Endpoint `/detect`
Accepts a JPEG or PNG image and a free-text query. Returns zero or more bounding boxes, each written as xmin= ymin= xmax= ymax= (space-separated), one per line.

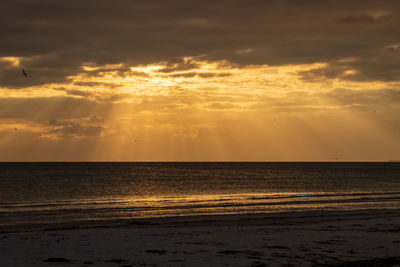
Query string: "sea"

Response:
xmin=0 ymin=162 xmax=399 ymax=227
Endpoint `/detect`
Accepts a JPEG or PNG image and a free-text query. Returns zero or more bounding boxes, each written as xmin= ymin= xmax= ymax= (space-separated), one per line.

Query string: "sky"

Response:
xmin=1 ymin=0 xmax=400 ymax=161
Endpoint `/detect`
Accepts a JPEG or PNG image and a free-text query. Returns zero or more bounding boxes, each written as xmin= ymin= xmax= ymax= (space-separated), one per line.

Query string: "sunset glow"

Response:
xmin=1 ymin=1 xmax=400 ymax=161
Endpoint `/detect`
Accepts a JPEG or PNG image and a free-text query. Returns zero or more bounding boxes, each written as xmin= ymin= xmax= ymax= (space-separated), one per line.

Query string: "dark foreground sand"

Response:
xmin=0 ymin=209 xmax=399 ymax=266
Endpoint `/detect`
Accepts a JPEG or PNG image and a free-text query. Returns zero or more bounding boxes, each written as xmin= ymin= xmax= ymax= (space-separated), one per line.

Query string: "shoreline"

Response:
xmin=1 ymin=208 xmax=399 ymax=232
xmin=1 ymin=209 xmax=399 ymax=266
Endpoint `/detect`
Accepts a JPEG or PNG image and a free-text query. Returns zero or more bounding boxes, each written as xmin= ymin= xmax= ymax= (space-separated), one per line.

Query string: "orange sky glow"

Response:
xmin=1 ymin=1 xmax=400 ymax=161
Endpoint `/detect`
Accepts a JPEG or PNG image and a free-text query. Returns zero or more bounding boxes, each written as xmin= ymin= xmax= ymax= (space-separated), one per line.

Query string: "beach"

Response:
xmin=1 ymin=163 xmax=399 ymax=266
xmin=1 ymin=209 xmax=399 ymax=267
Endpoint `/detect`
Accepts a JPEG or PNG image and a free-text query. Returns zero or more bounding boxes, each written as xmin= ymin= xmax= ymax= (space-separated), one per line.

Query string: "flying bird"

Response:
xmin=22 ymin=69 xmax=28 ymax=77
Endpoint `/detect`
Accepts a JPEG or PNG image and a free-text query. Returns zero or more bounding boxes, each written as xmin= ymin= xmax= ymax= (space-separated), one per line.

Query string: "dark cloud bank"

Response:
xmin=1 ymin=0 xmax=400 ymax=88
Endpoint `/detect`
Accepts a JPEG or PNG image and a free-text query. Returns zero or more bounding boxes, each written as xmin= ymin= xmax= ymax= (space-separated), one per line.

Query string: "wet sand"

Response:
xmin=0 ymin=209 xmax=399 ymax=266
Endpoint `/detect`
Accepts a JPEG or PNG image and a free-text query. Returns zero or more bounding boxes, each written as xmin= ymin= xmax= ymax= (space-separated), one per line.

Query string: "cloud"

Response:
xmin=321 ymin=88 xmax=400 ymax=106
xmin=386 ymin=44 xmax=400 ymax=52
xmin=73 ymin=81 xmax=119 ymax=88
xmin=159 ymin=59 xmax=200 ymax=73
xmin=207 ymin=102 xmax=237 ymax=109
xmin=169 ymin=71 xmax=232 ymax=78
xmin=65 ymin=89 xmax=94 ymax=97
xmin=338 ymin=14 xmax=392 ymax=24
xmin=1 ymin=0 xmax=400 ymax=87
xmin=299 ymin=51 xmax=400 ymax=82
xmin=0 ymin=96 xmax=111 ymax=123
xmin=2 ymin=1 xmax=400 ymax=160
xmin=47 ymin=120 xmax=104 ymax=138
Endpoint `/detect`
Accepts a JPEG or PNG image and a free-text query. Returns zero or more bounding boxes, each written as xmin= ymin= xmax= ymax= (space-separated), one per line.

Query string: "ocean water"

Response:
xmin=0 ymin=162 xmax=399 ymax=227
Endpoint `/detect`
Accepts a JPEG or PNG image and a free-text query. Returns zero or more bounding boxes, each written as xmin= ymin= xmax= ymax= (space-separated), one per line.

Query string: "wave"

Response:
xmin=1 ymin=191 xmax=399 ymax=227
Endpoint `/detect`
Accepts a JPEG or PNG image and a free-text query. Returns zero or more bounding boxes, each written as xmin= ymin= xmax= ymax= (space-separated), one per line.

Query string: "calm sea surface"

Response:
xmin=0 ymin=162 xmax=399 ymax=227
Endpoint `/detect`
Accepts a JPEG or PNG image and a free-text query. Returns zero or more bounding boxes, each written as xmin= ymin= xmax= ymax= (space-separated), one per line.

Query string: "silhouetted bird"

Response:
xmin=22 ymin=69 xmax=28 ymax=77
